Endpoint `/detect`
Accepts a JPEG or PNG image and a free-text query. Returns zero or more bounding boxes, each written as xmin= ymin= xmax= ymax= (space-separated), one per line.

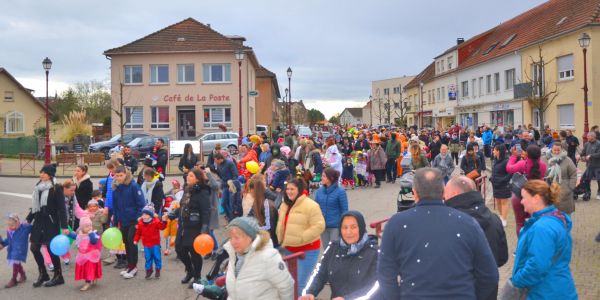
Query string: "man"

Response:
xmin=150 ymin=138 xmax=168 ymax=180
xmin=444 ymin=176 xmax=508 ymax=269
xmin=376 ymin=168 xmax=498 ymax=299
xmin=482 ymin=126 xmax=493 ymax=158
xmin=431 ymin=144 xmax=454 ymax=184
xmin=385 ymin=133 xmax=400 ymax=183
xmin=214 ymin=152 xmax=241 ymax=220
xmin=577 ymin=132 xmax=600 ymax=200
xmin=521 ymin=131 xmax=536 ymax=148
xmin=122 ymin=145 xmax=138 ymax=175
xmin=592 ymin=125 xmax=600 ymax=140
xmin=565 ymin=129 xmax=579 ymax=164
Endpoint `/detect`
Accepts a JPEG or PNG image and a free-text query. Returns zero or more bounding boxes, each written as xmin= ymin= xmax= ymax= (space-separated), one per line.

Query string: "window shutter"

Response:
xmin=225 ymin=64 xmax=231 ymax=81
xmin=557 ymin=55 xmax=573 ymax=72
xmin=558 ymin=104 xmax=574 ymax=127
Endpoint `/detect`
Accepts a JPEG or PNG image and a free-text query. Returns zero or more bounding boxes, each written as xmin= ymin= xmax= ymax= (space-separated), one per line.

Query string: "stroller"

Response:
xmin=397 ymin=172 xmax=416 ymax=212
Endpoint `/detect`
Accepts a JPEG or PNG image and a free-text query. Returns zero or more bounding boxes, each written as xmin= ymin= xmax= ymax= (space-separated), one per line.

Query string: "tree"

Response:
xmin=329 ymin=114 xmax=340 ymax=124
xmin=307 ymin=108 xmax=325 ymax=125
xmin=73 ymin=80 xmax=111 ymax=123
xmin=524 ymin=45 xmax=559 ymax=128
xmin=52 ymin=89 xmax=80 ymax=122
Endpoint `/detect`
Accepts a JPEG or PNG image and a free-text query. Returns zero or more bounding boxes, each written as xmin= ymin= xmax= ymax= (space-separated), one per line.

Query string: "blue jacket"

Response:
xmin=482 ymin=130 xmax=493 ymax=145
xmin=258 ymin=150 xmax=271 ymax=163
xmin=112 ymin=175 xmax=146 ymax=227
xmin=314 ymin=184 xmax=349 ymax=228
xmin=270 ymin=168 xmax=290 ymax=191
xmin=512 ymin=205 xmax=577 ymax=300
xmin=1 ymin=223 xmax=32 ymax=262
xmin=377 ymin=200 xmax=498 ymax=300
xmin=217 ymin=159 xmax=239 ymax=186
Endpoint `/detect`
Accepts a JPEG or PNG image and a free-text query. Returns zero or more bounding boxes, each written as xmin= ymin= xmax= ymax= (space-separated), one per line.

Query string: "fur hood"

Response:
xmin=111 ymin=169 xmax=133 ymax=189
xmin=73 ymin=174 xmax=91 ymax=187
xmin=224 ymin=230 xmax=272 ymax=255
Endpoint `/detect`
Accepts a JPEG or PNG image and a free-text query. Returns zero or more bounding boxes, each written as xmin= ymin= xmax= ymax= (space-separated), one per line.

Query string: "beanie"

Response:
xmin=141 ymin=205 xmax=155 ymax=217
xmin=40 ymin=163 xmax=57 ymax=178
xmin=227 ymin=217 xmax=260 ymax=240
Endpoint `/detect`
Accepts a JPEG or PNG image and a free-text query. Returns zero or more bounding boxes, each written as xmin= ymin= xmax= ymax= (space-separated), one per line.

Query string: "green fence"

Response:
xmin=0 ymin=136 xmax=38 ymax=155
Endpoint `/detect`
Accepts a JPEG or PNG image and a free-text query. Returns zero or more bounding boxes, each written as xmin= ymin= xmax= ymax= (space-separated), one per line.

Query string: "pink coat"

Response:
xmin=506 ymin=155 xmax=547 ymax=180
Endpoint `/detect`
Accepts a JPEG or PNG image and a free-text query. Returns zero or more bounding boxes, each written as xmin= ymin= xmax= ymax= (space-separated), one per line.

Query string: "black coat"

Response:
xmin=248 ymin=200 xmax=279 ymax=248
xmin=445 ymin=191 xmax=508 ymax=268
xmin=27 ymin=184 xmax=68 ymax=244
xmin=144 ymin=180 xmax=165 ymax=212
xmin=305 ymin=235 xmax=379 ymax=299
xmin=123 ymin=154 xmax=138 ymax=175
xmin=178 ymin=154 xmax=198 ymax=173
xmin=429 ymin=140 xmax=442 ymax=160
xmin=490 ymin=157 xmax=512 ymax=198
xmin=175 ymin=184 xmax=211 ymax=247
xmin=75 ymin=178 xmax=93 ymax=208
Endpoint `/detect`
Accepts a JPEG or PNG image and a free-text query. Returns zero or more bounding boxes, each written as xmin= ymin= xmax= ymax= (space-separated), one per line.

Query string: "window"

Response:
xmin=557 ymin=54 xmax=574 ymax=80
xmin=531 ymin=63 xmax=544 ymax=96
xmin=150 ymin=64 xmax=169 ymax=84
xmin=478 ymin=77 xmax=483 ymax=96
xmin=499 ymin=34 xmax=517 ymax=48
xmin=436 ymin=62 xmax=440 ymax=73
xmin=203 ymin=64 xmax=231 ymax=83
xmin=448 ymin=56 xmax=453 ymax=69
xmin=432 ymin=89 xmax=436 ymax=104
xmin=472 ymin=79 xmax=477 ymax=97
xmin=124 ymin=107 xmax=143 ymax=129
xmin=532 ymin=108 xmax=541 ymax=128
xmin=437 ymin=88 xmax=441 ymax=101
xmin=383 ymin=88 xmax=390 ymax=95
xmin=441 ymin=59 xmax=445 ymax=71
xmin=4 ymin=91 xmax=14 ymax=102
xmin=486 ymin=75 xmax=492 ymax=93
xmin=124 ymin=65 xmax=143 ymax=84
xmin=558 ymin=104 xmax=575 ymax=128
xmin=494 ymin=73 xmax=500 ymax=91
xmin=461 ymin=81 xmax=469 ymax=97
xmin=394 ymin=102 xmax=400 ymax=109
xmin=441 ymin=87 xmax=445 ymax=100
xmin=5 ymin=111 xmax=24 ymax=133
xmin=203 ymin=106 xmax=232 ymax=128
xmin=177 ymin=64 xmax=195 ymax=83
xmin=393 ymin=86 xmax=401 ymax=94
xmin=151 ymin=107 xmax=169 ymax=129
xmin=483 ymin=42 xmax=499 ymax=55
xmin=505 ymin=69 xmax=515 ymax=90
xmin=427 ymin=90 xmax=431 ymax=104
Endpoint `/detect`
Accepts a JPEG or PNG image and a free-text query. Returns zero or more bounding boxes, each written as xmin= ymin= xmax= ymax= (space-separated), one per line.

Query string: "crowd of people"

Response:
xmin=1 ymin=122 xmax=599 ymax=299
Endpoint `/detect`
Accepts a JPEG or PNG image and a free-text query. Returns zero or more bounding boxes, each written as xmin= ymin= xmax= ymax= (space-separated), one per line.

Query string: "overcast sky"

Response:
xmin=1 ymin=0 xmax=546 ymax=118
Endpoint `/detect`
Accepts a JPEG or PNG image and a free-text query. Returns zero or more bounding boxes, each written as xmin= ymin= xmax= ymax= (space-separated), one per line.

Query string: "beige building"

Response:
xmin=104 ymin=18 xmax=260 ymax=139
xmin=255 ymin=66 xmax=281 ymax=131
xmin=370 ymin=75 xmax=415 ymax=126
xmin=0 ymin=68 xmax=46 ymax=137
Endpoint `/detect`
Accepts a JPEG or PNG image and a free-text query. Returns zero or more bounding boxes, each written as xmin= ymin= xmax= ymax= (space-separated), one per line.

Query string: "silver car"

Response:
xmin=198 ymin=132 xmax=239 ymax=154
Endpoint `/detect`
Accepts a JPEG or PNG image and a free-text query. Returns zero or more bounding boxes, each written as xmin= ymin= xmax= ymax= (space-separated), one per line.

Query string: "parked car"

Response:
xmin=198 ymin=132 xmax=239 ymax=155
xmin=109 ymin=136 xmax=171 ymax=159
xmin=89 ymin=133 xmax=151 ymax=159
xmin=256 ymin=125 xmax=269 ymax=136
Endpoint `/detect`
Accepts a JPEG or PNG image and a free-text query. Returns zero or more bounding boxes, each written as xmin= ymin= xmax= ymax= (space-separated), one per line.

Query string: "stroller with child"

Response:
xmin=398 ymin=153 xmax=416 ymax=212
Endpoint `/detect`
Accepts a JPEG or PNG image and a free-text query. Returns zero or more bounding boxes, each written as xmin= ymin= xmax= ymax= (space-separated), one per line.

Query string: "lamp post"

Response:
xmin=235 ymin=49 xmax=244 ymax=145
xmin=419 ymin=82 xmax=424 ymax=128
xmin=579 ymin=32 xmax=591 ymax=143
xmin=287 ymin=67 xmax=292 ymax=131
xmin=42 ymin=57 xmax=52 ymax=165
xmin=283 ymin=88 xmax=289 ymax=128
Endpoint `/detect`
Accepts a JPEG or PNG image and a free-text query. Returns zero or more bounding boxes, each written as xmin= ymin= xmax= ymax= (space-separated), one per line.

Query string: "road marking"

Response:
xmin=0 ymin=192 xmax=31 ymax=199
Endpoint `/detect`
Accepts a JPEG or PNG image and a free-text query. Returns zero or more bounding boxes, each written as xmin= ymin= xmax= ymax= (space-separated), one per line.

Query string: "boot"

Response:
xmin=33 ymin=268 xmax=50 ymax=288
xmin=145 ymin=269 xmax=153 ymax=280
xmin=5 ymin=278 xmax=17 ymax=288
xmin=17 ymin=264 xmax=26 ymax=283
xmin=181 ymin=272 xmax=193 ymax=284
xmin=114 ymin=257 xmax=127 ymax=269
xmin=43 ymin=270 xmax=65 ymax=287
xmin=155 ymin=269 xmax=160 ymax=279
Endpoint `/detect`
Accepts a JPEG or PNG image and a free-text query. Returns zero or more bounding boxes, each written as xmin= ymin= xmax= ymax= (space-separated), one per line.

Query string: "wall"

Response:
xmin=0 ymin=72 xmax=46 ymax=137
xmin=255 ymin=76 xmax=276 ymax=128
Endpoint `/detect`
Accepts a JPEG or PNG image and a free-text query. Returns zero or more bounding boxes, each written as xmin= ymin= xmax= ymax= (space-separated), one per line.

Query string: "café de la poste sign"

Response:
xmin=161 ymin=93 xmax=231 ymax=102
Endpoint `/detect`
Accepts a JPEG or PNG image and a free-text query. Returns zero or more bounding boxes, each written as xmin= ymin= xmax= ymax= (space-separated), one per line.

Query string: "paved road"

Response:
xmin=0 ymin=174 xmax=599 ymax=299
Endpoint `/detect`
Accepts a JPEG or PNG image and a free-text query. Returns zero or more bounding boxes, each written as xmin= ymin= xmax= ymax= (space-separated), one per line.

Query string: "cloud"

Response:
xmin=303 ymin=98 xmax=367 ymax=119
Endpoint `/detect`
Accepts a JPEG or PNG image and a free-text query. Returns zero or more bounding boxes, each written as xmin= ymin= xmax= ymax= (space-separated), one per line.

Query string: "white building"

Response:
xmin=370 ymin=76 xmax=415 ymax=126
xmin=339 ymin=108 xmax=363 ymax=126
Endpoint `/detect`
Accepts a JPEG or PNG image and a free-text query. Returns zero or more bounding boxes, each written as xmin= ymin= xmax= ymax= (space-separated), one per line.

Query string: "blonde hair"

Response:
xmin=522 ymin=180 xmax=561 ymax=206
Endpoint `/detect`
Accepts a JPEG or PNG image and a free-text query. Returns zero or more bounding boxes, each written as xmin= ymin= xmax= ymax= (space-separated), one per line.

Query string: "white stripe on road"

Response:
xmin=0 ymin=192 xmax=31 ymax=199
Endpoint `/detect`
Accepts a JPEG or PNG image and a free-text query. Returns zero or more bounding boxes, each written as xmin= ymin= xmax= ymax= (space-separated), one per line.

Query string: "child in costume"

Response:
xmin=341 ymin=157 xmax=355 ymax=189
xmin=162 ymin=197 xmax=179 ymax=256
xmin=68 ymin=216 xmax=102 ymax=291
xmin=0 ymin=213 xmax=32 ymax=288
xmin=133 ymin=205 xmax=167 ymax=279
xmin=355 ymin=153 xmax=368 ymax=188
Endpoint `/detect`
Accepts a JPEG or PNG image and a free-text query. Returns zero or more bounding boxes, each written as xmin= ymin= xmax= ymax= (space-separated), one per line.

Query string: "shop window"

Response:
xmin=150 ymin=65 xmax=169 ymax=84
xmin=203 ymin=106 xmax=231 ymax=128
xmin=5 ymin=111 xmax=24 ymax=133
xmin=125 ymin=107 xmax=143 ymax=129
xmin=151 ymin=107 xmax=169 ymax=129
xmin=124 ymin=65 xmax=143 ymax=84
xmin=203 ymin=64 xmax=231 ymax=83
xmin=558 ymin=104 xmax=574 ymax=128
xmin=557 ymin=54 xmax=574 ymax=80
xmin=177 ymin=64 xmax=195 ymax=83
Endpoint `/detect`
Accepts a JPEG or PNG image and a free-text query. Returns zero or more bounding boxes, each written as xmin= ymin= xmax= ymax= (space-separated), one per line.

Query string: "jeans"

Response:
xmin=444 ymin=176 xmax=450 ymax=185
xmin=209 ymin=230 xmax=219 ymax=251
xmin=320 ymin=228 xmax=340 ymax=249
xmin=484 ymin=144 xmax=491 ymax=158
xmin=222 ymin=182 xmax=242 ymax=221
xmin=120 ymin=225 xmax=138 ymax=268
xmin=386 ymin=158 xmax=398 ymax=181
xmin=285 ymin=248 xmax=320 ymax=295
xmin=512 ymin=195 xmax=530 ymax=236
xmin=144 ymin=245 xmax=162 ymax=270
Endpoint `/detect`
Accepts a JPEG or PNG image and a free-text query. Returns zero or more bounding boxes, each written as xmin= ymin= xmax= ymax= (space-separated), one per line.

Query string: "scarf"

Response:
xmin=339 ymin=233 xmax=370 ymax=256
xmin=141 ymin=179 xmax=158 ymax=205
xmin=73 ymin=174 xmax=91 ymax=188
xmin=32 ymin=179 xmax=55 ymax=214
xmin=545 ymin=152 xmax=566 ymax=184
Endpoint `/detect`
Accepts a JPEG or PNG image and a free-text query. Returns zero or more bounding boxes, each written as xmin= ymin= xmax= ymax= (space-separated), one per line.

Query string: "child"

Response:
xmin=167 ymin=179 xmax=184 ymax=202
xmin=269 ymin=159 xmax=290 ymax=192
xmin=162 ymin=198 xmax=179 ymax=256
xmin=133 ymin=205 xmax=167 ymax=279
xmin=74 ymin=199 xmax=108 ymax=234
xmin=355 ymin=153 xmax=368 ymax=188
xmin=0 ymin=214 xmax=32 ymax=288
xmin=341 ymin=157 xmax=355 ymax=189
xmin=68 ymin=216 xmax=102 ymax=291
xmin=91 ymin=190 xmax=105 ymax=208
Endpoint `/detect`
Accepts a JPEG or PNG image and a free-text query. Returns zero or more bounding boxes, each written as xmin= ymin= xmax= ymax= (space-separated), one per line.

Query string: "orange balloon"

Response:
xmin=193 ymin=234 xmax=214 ymax=256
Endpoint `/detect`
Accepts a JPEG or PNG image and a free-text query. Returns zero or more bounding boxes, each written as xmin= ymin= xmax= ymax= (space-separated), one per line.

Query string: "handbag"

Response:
xmin=466 ymin=169 xmax=480 ymax=180
xmin=511 ymin=161 xmax=529 ymax=198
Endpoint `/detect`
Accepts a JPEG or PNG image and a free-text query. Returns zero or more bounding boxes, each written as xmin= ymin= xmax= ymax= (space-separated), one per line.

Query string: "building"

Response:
xmin=361 ymin=100 xmax=372 ymax=126
xmin=255 ymin=65 xmax=281 ymax=131
xmin=103 ymin=18 xmax=260 ymax=140
xmin=405 ymin=63 xmax=435 ymax=128
xmin=277 ymin=100 xmax=309 ymax=128
xmin=339 ymin=107 xmax=363 ymax=126
xmin=0 ymin=68 xmax=46 ymax=137
xmin=370 ymin=76 xmax=415 ymax=126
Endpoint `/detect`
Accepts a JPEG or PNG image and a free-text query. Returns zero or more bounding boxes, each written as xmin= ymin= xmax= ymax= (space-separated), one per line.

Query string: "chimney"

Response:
xmin=457 ymin=38 xmax=465 ymax=45
xmin=207 ymin=23 xmax=211 ymax=28
xmin=227 ymin=35 xmax=246 ymax=46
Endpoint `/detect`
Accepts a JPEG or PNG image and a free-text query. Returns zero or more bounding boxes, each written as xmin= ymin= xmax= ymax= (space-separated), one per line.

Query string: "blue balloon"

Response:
xmin=49 ymin=235 xmax=70 ymax=256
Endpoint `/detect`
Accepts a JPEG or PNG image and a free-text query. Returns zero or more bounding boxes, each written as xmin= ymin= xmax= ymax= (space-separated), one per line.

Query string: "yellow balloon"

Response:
xmin=246 ymin=161 xmax=259 ymax=174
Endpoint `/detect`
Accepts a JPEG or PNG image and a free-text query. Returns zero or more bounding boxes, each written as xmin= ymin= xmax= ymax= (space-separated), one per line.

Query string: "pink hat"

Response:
xmin=80 ymin=216 xmax=92 ymax=228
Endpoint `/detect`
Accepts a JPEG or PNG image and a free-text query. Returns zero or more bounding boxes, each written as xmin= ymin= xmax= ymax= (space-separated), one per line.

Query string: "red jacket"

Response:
xmin=134 ymin=217 xmax=167 ymax=247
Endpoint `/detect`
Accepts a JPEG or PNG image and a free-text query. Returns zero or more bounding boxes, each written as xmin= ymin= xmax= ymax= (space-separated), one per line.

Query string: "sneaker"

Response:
xmin=155 ymin=269 xmax=160 ymax=279
xmin=102 ymin=256 xmax=116 ymax=265
xmin=120 ymin=269 xmax=129 ymax=276
xmin=64 ymin=259 xmax=70 ymax=266
xmin=47 ymin=264 xmax=54 ymax=271
xmin=145 ymin=269 xmax=153 ymax=280
xmin=123 ymin=268 xmax=137 ymax=279
xmin=192 ymin=283 xmax=205 ymax=294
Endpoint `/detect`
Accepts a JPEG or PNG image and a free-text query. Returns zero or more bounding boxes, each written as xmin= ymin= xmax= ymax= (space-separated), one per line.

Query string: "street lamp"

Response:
xmin=579 ymin=32 xmax=591 ymax=143
xmin=284 ymin=88 xmax=289 ymax=128
xmin=235 ymin=48 xmax=244 ymax=145
xmin=287 ymin=67 xmax=292 ymax=131
xmin=42 ymin=57 xmax=52 ymax=165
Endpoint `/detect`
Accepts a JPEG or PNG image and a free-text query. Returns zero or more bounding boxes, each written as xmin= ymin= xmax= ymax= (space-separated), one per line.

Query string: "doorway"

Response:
xmin=177 ymin=109 xmax=196 ymax=139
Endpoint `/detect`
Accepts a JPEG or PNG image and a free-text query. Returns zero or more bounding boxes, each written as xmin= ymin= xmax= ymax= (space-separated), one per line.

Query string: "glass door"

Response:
xmin=178 ymin=110 xmax=196 ymax=139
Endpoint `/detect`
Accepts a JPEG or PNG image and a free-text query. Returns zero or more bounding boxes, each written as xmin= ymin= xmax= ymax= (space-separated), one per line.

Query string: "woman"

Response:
xmin=461 ymin=143 xmax=484 ymax=179
xmin=111 ymin=166 xmax=146 ymax=279
xmin=506 ymin=144 xmax=547 ymax=236
xmin=544 ymin=142 xmax=577 ymax=214
xmin=172 ymin=168 xmax=211 ymax=286
xmin=27 ymin=164 xmax=69 ymax=287
xmin=300 ymin=211 xmax=379 ymax=300
xmin=314 ymin=168 xmax=348 ymax=248
xmin=449 ymin=133 xmax=461 ymax=165
xmin=276 ymin=178 xmax=325 ymax=293
xmin=220 ymin=217 xmax=294 ymax=299
xmin=178 ymin=143 xmax=198 ymax=185
xmin=409 ymin=144 xmax=429 ymax=171
xmin=140 ymin=168 xmax=165 ymax=212
xmin=207 ymin=143 xmax=222 ymax=170
xmin=367 ymin=140 xmax=387 ymax=188
xmin=490 ymin=144 xmax=512 ymax=227
xmin=504 ymin=180 xmax=577 ymax=300
xmin=248 ymin=174 xmax=279 ymax=248
xmin=205 ymin=165 xmax=222 ymax=257
xmin=73 ymin=164 xmax=93 ymax=208
xmin=428 ymin=135 xmax=442 ymax=161
xmin=325 ymin=137 xmax=343 ymax=178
